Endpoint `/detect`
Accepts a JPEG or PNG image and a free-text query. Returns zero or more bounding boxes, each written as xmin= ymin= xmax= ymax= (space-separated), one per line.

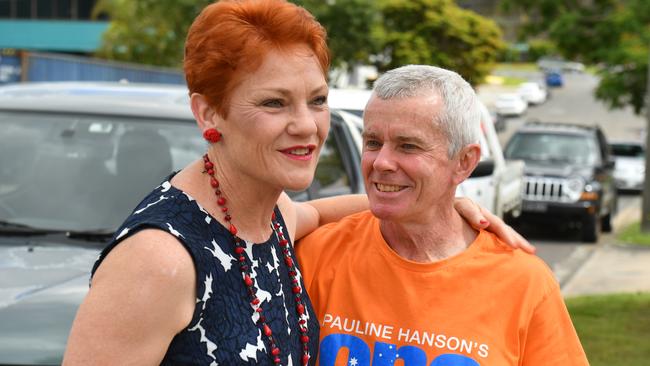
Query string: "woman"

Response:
xmin=63 ymin=1 xmax=530 ymax=365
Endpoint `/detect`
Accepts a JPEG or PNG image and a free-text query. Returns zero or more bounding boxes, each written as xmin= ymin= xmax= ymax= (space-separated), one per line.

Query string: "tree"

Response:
xmin=501 ymin=0 xmax=650 ymax=230
xmin=93 ymin=0 xmax=382 ymax=70
xmin=377 ymin=0 xmax=505 ymax=86
xmin=93 ymin=0 xmax=503 ymax=86
xmin=93 ymin=0 xmax=210 ymax=67
xmin=293 ymin=0 xmax=383 ymax=70
xmin=501 ymin=0 xmax=649 ymax=114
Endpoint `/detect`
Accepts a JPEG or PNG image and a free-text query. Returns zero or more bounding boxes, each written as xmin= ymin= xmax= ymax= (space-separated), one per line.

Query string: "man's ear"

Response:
xmin=190 ymin=93 xmax=222 ymax=131
xmin=453 ymin=143 xmax=482 ymax=184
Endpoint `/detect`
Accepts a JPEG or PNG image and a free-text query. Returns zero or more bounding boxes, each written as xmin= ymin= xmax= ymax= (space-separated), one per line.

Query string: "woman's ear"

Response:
xmin=190 ymin=93 xmax=221 ymax=131
xmin=453 ymin=143 xmax=482 ymax=184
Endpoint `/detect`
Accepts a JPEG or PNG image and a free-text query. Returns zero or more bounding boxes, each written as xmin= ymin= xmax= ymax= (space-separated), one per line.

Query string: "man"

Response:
xmin=296 ymin=65 xmax=588 ymax=365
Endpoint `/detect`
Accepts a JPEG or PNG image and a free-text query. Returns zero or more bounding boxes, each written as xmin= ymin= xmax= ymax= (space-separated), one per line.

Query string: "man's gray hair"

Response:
xmin=372 ymin=65 xmax=482 ymax=158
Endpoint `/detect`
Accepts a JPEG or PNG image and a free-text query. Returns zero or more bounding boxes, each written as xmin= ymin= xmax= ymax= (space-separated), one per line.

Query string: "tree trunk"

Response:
xmin=641 ymin=50 xmax=650 ymax=232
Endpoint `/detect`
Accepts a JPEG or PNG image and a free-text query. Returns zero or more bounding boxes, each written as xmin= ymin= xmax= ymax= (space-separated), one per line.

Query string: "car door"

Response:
xmin=289 ymin=111 xmax=364 ymax=201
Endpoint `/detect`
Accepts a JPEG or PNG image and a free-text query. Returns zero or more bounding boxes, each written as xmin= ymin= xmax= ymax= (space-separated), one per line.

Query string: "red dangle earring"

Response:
xmin=203 ymin=128 xmax=222 ymax=143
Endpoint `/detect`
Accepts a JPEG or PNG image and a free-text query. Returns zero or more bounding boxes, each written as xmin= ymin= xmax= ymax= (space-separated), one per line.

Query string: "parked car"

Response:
xmin=517 ymin=82 xmax=547 ymax=105
xmin=504 ymin=122 xmax=617 ymax=242
xmin=609 ymin=140 xmax=646 ymax=192
xmin=456 ymin=103 xmax=525 ymax=221
xmin=0 ymin=82 xmax=364 ymax=365
xmin=544 ymin=71 xmax=564 ymax=87
xmin=490 ymin=110 xmax=506 ymax=132
xmin=326 ymin=88 xmax=372 ymax=118
xmin=495 ymin=93 xmax=527 ymax=117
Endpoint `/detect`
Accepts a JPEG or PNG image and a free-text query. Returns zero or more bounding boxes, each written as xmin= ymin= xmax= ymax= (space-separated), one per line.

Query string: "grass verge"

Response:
xmin=567 ymin=292 xmax=650 ymax=366
xmin=618 ymin=222 xmax=650 ymax=246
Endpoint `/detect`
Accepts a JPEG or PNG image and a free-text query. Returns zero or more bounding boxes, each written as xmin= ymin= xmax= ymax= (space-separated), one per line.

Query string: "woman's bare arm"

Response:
xmin=279 ymin=193 xmax=534 ymax=253
xmin=63 ymin=230 xmax=196 ymax=365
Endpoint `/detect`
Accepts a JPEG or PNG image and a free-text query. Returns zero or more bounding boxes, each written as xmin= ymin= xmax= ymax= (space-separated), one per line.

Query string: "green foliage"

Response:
xmin=498 ymin=44 xmax=523 ymax=63
xmin=378 ymin=0 xmax=504 ymax=85
xmin=93 ymin=0 xmax=210 ymax=67
xmin=526 ymin=39 xmax=557 ymax=62
xmin=293 ymin=0 xmax=383 ymax=69
xmin=500 ymin=0 xmax=650 ymax=115
xmin=93 ymin=0 xmax=505 ymax=85
xmin=566 ymin=292 xmax=650 ymax=365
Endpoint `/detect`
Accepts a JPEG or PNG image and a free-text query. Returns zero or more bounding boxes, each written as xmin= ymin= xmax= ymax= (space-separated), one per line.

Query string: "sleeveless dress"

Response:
xmin=92 ymin=178 xmax=320 ymax=365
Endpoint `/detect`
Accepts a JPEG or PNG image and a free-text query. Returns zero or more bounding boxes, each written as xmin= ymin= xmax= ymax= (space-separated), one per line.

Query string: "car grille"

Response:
xmin=523 ymin=176 xmax=572 ymax=202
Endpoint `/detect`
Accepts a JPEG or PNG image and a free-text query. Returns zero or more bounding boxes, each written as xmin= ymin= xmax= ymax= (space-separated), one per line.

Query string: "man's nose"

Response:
xmin=372 ymin=144 xmax=398 ymax=172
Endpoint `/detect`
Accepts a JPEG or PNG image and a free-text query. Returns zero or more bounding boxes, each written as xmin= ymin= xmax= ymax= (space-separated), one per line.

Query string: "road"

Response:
xmin=477 ymin=71 xmax=646 ymax=282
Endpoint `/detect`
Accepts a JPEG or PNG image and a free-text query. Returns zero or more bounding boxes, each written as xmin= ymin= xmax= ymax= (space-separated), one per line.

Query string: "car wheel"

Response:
xmin=602 ymin=193 xmax=618 ymax=233
xmin=601 ymin=212 xmax=612 ymax=232
xmin=581 ymin=213 xmax=600 ymax=243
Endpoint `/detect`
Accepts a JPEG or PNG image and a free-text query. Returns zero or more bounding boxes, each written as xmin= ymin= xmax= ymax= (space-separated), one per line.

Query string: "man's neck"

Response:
xmin=379 ymin=207 xmax=478 ymax=263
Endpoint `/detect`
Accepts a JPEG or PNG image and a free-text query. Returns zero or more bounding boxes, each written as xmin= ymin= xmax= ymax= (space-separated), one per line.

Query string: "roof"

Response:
xmin=327 ymin=88 xmax=372 ymax=112
xmin=0 ymin=81 xmax=193 ymax=120
xmin=517 ymin=121 xmax=598 ymax=135
xmin=0 ymin=20 xmax=109 ymax=52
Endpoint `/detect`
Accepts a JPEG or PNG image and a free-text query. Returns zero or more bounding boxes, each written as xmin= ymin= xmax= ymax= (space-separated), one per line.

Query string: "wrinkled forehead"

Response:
xmin=364 ymin=93 xmax=443 ymax=129
xmin=362 ymin=94 xmax=447 ymax=143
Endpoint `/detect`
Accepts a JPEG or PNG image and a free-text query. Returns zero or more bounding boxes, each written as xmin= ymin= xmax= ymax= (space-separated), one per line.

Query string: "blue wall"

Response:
xmin=25 ymin=52 xmax=185 ymax=84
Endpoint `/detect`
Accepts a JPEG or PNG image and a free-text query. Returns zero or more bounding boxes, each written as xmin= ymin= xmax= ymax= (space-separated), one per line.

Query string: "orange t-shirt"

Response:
xmin=296 ymin=211 xmax=588 ymax=366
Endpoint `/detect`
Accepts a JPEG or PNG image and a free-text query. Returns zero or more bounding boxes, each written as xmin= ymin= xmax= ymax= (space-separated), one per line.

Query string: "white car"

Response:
xmin=610 ymin=140 xmax=646 ymax=192
xmin=517 ymin=82 xmax=547 ymax=105
xmin=327 ymin=88 xmax=373 ymax=118
xmin=495 ymin=93 xmax=527 ymax=117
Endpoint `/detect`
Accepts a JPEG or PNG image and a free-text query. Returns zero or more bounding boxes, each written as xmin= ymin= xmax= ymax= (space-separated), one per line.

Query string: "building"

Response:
xmin=0 ymin=0 xmax=183 ymax=84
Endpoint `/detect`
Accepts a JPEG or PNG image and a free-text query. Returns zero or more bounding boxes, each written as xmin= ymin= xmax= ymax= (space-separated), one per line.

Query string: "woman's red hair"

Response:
xmin=184 ymin=0 xmax=330 ymax=117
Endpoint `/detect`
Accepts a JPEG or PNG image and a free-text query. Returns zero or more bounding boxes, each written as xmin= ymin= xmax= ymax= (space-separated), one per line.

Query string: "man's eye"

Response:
xmin=263 ymin=99 xmax=284 ymax=108
xmin=365 ymin=140 xmax=381 ymax=149
xmin=402 ymin=143 xmax=418 ymax=150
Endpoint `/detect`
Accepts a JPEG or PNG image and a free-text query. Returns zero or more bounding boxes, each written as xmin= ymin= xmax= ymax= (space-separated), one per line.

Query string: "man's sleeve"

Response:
xmin=522 ymin=287 xmax=589 ymax=366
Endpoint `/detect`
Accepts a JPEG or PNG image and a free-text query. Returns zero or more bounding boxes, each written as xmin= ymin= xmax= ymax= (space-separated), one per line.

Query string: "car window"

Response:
xmin=310 ymin=119 xmax=355 ymax=198
xmin=0 ymin=111 xmax=202 ymax=231
xmin=610 ymin=143 xmax=645 ymax=157
xmin=505 ymin=132 xmax=600 ymax=165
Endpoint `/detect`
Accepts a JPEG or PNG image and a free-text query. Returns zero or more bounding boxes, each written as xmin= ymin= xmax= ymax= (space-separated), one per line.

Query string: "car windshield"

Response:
xmin=505 ymin=132 xmax=600 ymax=165
xmin=0 ymin=111 xmax=203 ymax=232
xmin=610 ymin=143 xmax=645 ymax=158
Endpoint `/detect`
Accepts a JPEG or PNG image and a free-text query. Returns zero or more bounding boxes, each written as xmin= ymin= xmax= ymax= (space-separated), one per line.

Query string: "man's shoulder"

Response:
xmin=476 ymin=231 xmax=557 ymax=286
xmin=306 ymin=210 xmax=375 ymax=238
xmin=297 ymin=210 xmax=376 ymax=253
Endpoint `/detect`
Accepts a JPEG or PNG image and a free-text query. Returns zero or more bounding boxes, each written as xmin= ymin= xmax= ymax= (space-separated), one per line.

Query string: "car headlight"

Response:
xmin=584 ymin=181 xmax=601 ymax=192
xmin=564 ymin=176 xmax=585 ymax=201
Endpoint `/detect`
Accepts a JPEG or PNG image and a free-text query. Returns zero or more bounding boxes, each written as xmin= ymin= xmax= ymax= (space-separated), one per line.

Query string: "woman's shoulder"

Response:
xmin=96 ymin=229 xmax=195 ymax=283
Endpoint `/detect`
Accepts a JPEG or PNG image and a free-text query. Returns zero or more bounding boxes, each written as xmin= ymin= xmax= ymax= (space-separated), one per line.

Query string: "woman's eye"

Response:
xmin=311 ymin=96 xmax=327 ymax=106
xmin=262 ymin=99 xmax=284 ymax=108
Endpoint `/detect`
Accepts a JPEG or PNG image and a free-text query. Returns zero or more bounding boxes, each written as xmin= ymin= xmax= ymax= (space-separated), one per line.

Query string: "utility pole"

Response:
xmin=642 ymin=49 xmax=650 ymax=232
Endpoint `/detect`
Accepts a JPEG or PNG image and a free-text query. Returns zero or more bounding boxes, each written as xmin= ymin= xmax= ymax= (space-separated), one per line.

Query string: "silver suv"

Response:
xmin=0 ymin=82 xmax=364 ymax=365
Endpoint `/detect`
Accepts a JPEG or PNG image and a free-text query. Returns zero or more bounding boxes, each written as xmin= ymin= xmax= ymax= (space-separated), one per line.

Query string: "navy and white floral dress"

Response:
xmin=92 ymin=178 xmax=319 ymax=365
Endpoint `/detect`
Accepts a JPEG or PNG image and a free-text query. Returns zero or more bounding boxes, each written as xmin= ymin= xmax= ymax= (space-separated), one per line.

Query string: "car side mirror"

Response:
xmin=470 ymin=160 xmax=495 ymax=178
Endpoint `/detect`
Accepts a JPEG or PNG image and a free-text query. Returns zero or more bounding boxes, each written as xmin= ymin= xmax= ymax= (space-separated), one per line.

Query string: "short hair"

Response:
xmin=184 ymin=0 xmax=330 ymax=118
xmin=372 ymin=65 xmax=482 ymax=158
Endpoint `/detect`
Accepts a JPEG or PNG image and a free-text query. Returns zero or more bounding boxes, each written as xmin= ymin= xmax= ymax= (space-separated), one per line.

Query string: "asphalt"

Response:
xmin=559 ymin=203 xmax=650 ymax=297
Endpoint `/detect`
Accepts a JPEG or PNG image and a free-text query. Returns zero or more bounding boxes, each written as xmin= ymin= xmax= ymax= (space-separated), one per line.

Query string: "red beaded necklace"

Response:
xmin=202 ymin=153 xmax=310 ymax=366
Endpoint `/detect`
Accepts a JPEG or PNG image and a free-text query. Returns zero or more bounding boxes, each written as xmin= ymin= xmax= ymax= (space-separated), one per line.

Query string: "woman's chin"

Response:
xmin=283 ymin=176 xmax=314 ymax=193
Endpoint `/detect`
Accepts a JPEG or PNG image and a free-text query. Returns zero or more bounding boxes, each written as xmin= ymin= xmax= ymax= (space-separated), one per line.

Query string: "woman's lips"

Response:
xmin=280 ymin=145 xmax=316 ymax=161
